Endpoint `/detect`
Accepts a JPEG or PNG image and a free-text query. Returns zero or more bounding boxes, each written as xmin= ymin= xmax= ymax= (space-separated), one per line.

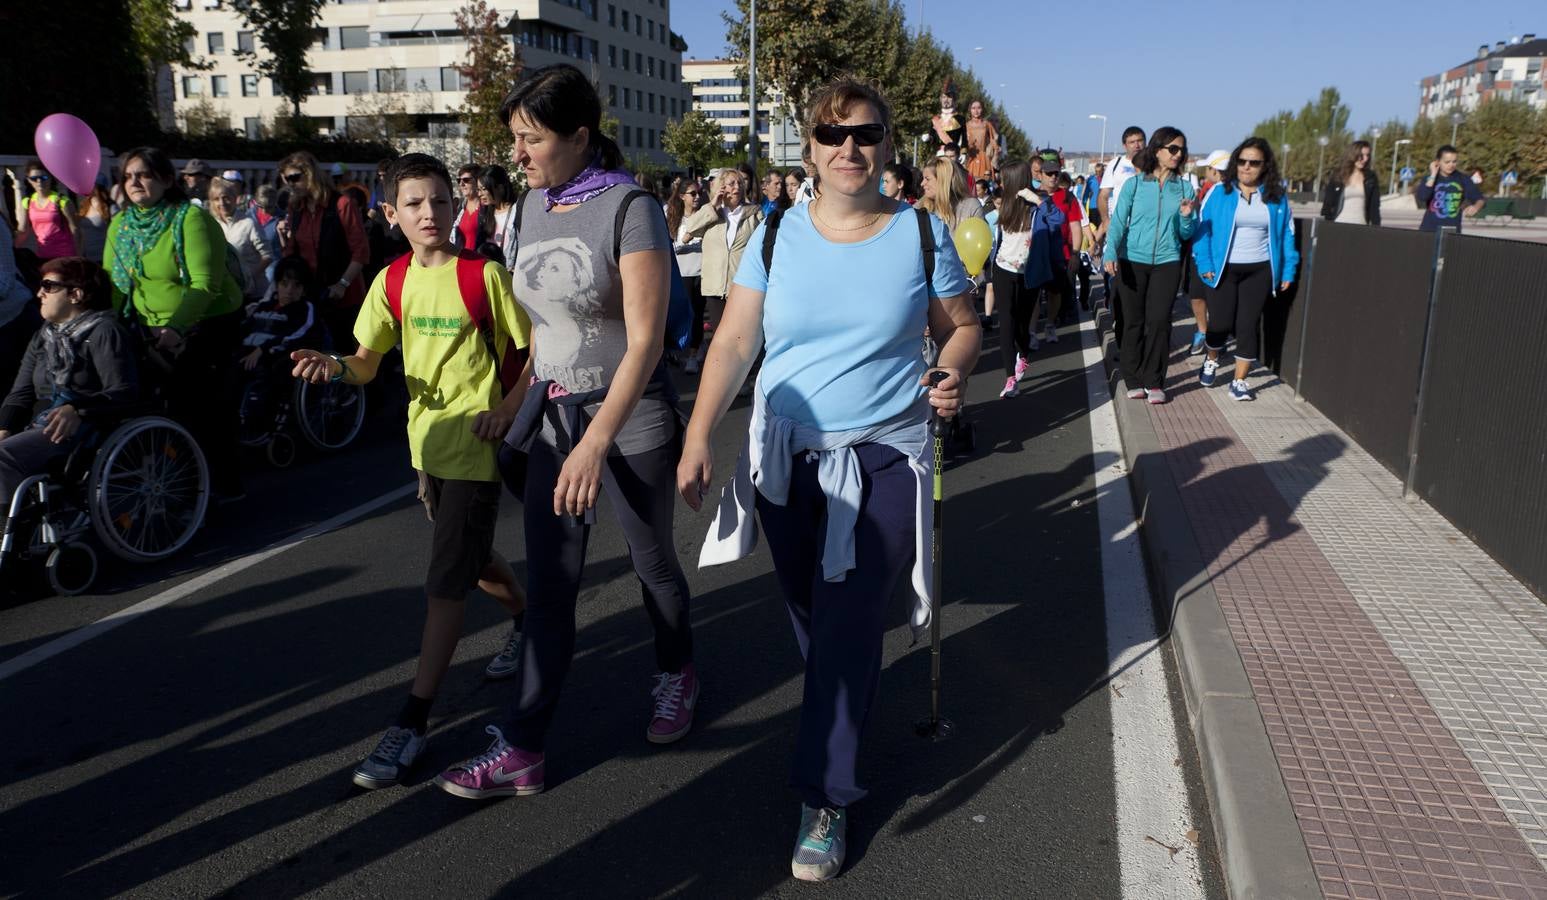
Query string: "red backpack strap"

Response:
xmin=383 ymin=252 xmax=412 ymax=323
xmin=454 ymin=249 xmax=521 ymax=392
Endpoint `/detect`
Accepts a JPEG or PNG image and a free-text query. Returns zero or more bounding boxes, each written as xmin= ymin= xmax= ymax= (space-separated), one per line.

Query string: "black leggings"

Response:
xmin=1204 ymin=261 xmax=1271 ymax=362
xmin=992 ymin=266 xmax=1037 ymax=376
xmin=167 ymin=311 xmax=243 ymax=495
xmin=502 ymin=436 xmax=692 ymax=752
xmin=1116 ymin=259 xmax=1182 ymax=391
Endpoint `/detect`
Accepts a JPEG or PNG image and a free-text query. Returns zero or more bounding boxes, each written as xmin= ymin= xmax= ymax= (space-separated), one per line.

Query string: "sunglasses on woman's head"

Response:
xmin=283 ymin=172 xmax=305 ymax=184
xmin=812 ymin=123 xmax=887 ymax=147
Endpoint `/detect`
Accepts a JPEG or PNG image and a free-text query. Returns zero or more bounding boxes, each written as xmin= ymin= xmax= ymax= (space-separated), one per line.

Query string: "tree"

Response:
xmin=663 ymin=111 xmax=725 ymax=176
xmin=454 ymin=0 xmax=524 ymax=165
xmin=178 ymin=97 xmax=234 ymax=137
xmin=232 ymin=0 xmax=327 ymax=132
xmin=347 ymin=90 xmax=417 ymax=148
xmin=129 ymin=0 xmax=208 ymax=129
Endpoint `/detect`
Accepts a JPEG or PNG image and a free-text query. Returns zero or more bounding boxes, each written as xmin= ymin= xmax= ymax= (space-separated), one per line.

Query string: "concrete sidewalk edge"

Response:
xmin=1094 ymin=311 xmax=1321 ymax=900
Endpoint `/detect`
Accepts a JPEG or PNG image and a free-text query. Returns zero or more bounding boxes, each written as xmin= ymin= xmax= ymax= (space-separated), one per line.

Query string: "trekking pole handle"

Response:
xmin=927 ymin=369 xmax=950 ymax=437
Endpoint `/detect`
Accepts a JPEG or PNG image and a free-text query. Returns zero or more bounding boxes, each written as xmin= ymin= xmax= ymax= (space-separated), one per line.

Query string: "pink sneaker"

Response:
xmin=647 ymin=663 xmax=700 ymax=744
xmin=999 ymin=376 xmax=1018 ymax=399
xmin=435 ymin=725 xmax=544 ymax=799
xmin=1013 ymin=354 xmax=1030 ymax=382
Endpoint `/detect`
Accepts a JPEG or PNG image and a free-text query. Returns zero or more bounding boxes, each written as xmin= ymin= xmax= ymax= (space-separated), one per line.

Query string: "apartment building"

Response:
xmin=681 ymin=60 xmax=801 ymax=167
xmin=170 ymin=0 xmax=689 ymax=164
xmin=1419 ymin=34 xmax=1546 ymax=119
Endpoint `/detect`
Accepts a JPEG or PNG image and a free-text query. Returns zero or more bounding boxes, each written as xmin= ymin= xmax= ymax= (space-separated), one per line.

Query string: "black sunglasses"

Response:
xmin=812 ymin=123 xmax=887 ymax=148
xmin=1162 ymin=144 xmax=1187 ymax=156
xmin=283 ymin=172 xmax=305 ymax=184
xmin=28 ymin=174 xmax=50 ymax=182
xmin=1237 ymin=158 xmax=1264 ymax=168
xmin=39 ymin=279 xmax=75 ymax=294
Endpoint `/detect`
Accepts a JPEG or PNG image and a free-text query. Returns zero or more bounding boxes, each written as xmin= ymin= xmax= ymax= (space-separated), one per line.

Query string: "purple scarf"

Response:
xmin=544 ymin=158 xmax=638 ymax=211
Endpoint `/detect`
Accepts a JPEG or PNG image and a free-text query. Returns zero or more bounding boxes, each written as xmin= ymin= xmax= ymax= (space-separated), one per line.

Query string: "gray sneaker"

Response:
xmin=352 ymin=725 xmax=426 ymax=789
xmin=485 ymin=623 xmax=523 ymax=679
xmin=791 ymin=804 xmax=847 ymax=882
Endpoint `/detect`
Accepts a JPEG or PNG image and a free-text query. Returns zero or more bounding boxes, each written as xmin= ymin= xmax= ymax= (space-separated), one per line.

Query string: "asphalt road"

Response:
xmin=0 ymin=316 xmax=1225 ymax=899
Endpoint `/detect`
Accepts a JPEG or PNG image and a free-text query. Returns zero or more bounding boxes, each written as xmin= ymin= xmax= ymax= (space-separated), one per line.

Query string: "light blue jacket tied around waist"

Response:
xmin=1190 ymin=184 xmax=1300 ymax=293
xmin=697 ymin=373 xmax=935 ymax=642
xmin=1107 ymin=173 xmax=1198 ymax=266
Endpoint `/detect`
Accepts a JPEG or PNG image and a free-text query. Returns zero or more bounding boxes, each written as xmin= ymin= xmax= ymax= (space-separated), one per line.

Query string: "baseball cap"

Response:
xmin=1202 ymin=150 xmax=1230 ymax=171
xmin=180 ymin=158 xmax=210 ymax=176
xmin=1035 ymin=148 xmax=1062 ymax=174
xmin=220 ymin=169 xmax=244 ymax=183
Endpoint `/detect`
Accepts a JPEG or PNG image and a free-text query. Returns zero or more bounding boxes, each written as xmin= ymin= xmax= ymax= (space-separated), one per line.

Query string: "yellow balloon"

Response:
xmin=953 ymin=218 xmax=992 ymax=277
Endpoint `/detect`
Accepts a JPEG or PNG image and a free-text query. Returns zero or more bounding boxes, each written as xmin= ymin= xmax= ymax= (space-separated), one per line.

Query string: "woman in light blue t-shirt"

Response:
xmin=677 ymin=77 xmax=979 ymax=883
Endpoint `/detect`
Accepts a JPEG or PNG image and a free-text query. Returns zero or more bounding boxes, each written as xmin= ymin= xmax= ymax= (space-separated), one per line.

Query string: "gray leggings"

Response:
xmin=502 ymin=436 xmax=693 ymax=751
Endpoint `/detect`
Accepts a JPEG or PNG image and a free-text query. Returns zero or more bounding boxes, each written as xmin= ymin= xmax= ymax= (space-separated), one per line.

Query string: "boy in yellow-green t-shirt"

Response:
xmin=291 ymin=153 xmax=533 ymax=789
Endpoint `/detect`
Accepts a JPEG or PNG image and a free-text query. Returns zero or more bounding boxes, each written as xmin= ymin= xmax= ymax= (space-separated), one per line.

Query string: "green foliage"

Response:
xmin=346 ymin=91 xmax=418 ymax=148
xmin=722 ymin=1 xmax=1025 ymax=169
xmin=1247 ymin=87 xmax=1353 ymax=189
xmin=130 ymin=0 xmax=206 ymax=74
xmin=663 ymin=111 xmax=726 ymax=176
xmin=232 ymin=0 xmax=326 ymax=124
xmin=155 ymin=129 xmax=397 ymax=163
xmin=177 ymin=98 xmax=232 ymax=138
xmin=454 ymin=0 xmax=524 ymax=166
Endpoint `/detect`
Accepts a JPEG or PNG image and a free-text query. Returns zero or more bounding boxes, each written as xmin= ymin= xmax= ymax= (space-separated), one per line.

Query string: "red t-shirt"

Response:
xmin=1049 ymin=189 xmax=1084 ymax=262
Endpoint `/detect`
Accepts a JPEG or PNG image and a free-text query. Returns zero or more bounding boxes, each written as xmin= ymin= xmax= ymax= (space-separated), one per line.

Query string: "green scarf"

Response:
xmin=110 ymin=201 xmax=190 ymax=296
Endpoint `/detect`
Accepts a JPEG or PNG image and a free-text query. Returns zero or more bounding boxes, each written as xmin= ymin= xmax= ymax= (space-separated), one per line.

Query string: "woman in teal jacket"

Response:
xmin=1104 ymin=126 xmax=1198 ymax=404
xmin=1191 ymin=137 xmax=1298 ymax=402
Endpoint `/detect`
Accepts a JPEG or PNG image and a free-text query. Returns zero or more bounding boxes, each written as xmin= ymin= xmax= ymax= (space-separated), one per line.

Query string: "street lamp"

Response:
xmin=1370 ymin=126 xmax=1382 ymax=185
xmin=1450 ymin=112 xmax=1463 ymax=146
xmin=1315 ymin=135 xmax=1329 ymax=194
xmin=1088 ymin=113 xmax=1108 ymax=167
xmin=1283 ymin=143 xmax=1291 ymax=190
xmin=1392 ymin=138 xmax=1412 ymax=194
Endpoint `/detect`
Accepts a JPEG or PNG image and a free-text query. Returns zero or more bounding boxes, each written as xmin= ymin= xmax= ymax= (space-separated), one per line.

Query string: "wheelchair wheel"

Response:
xmin=45 ymin=542 xmax=98 ymax=596
xmin=295 ymin=379 xmax=365 ymax=451
xmin=266 ymin=433 xmax=297 ymax=468
xmin=88 ymin=416 xmax=209 ymax=563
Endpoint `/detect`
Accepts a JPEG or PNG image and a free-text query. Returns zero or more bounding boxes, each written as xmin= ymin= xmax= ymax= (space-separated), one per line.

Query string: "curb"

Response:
xmin=1094 ymin=309 xmax=1321 ymax=900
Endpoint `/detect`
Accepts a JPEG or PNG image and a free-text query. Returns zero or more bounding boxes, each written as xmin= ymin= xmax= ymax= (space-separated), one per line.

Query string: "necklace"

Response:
xmin=811 ymin=200 xmax=883 ymax=233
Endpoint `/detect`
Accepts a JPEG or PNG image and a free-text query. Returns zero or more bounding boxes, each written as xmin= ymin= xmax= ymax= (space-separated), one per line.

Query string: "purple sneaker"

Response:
xmin=434 ymin=725 xmax=544 ymax=799
xmin=647 ymin=663 xmax=700 ymax=744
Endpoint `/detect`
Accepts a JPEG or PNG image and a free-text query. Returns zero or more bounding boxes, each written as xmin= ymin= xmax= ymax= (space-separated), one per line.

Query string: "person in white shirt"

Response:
xmin=1095 ymin=126 xmax=1145 ymax=331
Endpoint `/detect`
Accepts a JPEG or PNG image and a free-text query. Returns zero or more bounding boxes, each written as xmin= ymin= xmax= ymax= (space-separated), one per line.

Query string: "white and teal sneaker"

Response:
xmin=791 ymin=804 xmax=847 ymax=882
xmin=485 ymin=622 xmax=523 ymax=679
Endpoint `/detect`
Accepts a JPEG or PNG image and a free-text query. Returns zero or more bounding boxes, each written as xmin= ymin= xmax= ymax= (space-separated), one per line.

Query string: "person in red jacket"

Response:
xmin=275 ymin=151 xmax=369 ymax=349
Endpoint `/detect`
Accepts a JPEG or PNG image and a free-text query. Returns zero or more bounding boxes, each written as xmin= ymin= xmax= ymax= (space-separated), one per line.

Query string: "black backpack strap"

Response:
xmin=915 ymin=207 xmax=935 ymax=288
xmin=512 ymin=189 xmax=528 ymax=237
xmin=762 ymin=208 xmax=786 ymax=274
xmin=612 ymin=188 xmax=655 ymax=263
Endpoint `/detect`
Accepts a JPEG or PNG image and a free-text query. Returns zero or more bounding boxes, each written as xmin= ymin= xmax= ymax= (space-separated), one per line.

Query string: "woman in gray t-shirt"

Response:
xmin=434 ymin=64 xmax=698 ymax=802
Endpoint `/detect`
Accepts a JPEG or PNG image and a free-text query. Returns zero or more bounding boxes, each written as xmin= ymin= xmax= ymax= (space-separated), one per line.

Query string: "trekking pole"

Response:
xmin=916 ymin=369 xmax=954 ymax=742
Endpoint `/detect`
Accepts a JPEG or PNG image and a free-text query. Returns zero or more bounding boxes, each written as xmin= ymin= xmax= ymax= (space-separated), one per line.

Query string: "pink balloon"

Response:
xmin=35 ymin=114 xmax=102 ymax=196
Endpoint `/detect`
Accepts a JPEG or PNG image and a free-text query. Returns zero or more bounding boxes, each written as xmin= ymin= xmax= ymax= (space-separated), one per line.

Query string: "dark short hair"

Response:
xmin=1223 ymin=137 xmax=1285 ymax=203
xmin=272 ymin=256 xmax=314 ymax=293
xmin=120 ymin=147 xmax=189 ymax=204
xmin=1121 ymin=126 xmax=1146 ymax=144
xmin=500 ymin=63 xmax=624 ymax=170
xmin=39 ymin=257 xmax=112 ymax=310
xmin=1436 ymin=144 xmax=1459 ymax=159
xmin=478 ymin=165 xmax=516 ymax=206
xmin=385 ymin=153 xmax=454 ymax=203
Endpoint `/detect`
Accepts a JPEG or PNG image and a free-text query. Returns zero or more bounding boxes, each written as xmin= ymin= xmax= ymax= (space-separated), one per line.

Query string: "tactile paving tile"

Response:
xmin=1206 ymin=353 xmax=1547 ymax=871
xmin=1135 ymin=332 xmax=1547 ymax=898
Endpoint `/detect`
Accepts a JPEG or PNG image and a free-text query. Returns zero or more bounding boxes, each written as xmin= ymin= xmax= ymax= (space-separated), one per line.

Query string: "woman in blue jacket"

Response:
xmin=1104 ymin=126 xmax=1198 ymax=404
xmin=1191 ymin=137 xmax=1298 ymax=402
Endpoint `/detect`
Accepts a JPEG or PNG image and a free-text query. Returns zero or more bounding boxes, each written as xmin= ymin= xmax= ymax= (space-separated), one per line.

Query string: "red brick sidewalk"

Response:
xmin=1131 ymin=331 xmax=1547 ymax=899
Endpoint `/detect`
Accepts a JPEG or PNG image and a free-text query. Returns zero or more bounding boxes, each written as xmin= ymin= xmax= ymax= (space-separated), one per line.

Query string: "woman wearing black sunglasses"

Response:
xmin=274 ymin=151 xmax=369 ymax=348
xmin=679 ymin=76 xmax=978 ymax=883
xmin=16 ymin=162 xmax=81 ymax=261
xmin=1104 ymin=126 xmax=1198 ymax=404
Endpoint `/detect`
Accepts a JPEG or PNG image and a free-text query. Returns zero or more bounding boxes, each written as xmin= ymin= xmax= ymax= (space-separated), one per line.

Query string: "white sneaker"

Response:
xmin=1126 ymin=387 xmax=1148 ymax=399
xmin=352 ymin=725 xmax=427 ymax=789
xmin=485 ymin=622 xmax=523 ymax=679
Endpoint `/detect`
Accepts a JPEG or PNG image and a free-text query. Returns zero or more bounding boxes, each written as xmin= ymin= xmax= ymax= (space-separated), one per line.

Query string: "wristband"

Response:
xmin=329 ymin=354 xmax=352 ymax=384
xmin=336 ymin=277 xmax=352 ymax=289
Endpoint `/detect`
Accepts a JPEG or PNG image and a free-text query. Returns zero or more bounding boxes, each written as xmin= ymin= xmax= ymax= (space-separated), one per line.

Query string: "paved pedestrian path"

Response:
xmin=1107 ymin=311 xmax=1547 ymax=899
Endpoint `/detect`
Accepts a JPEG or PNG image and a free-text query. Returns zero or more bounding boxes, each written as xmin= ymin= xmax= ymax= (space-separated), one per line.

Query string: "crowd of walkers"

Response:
xmin=2 ymin=60 xmax=1481 ymax=884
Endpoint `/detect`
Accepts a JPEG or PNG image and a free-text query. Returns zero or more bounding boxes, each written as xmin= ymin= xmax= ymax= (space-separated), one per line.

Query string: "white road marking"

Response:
xmin=1078 ymin=318 xmax=1207 ymax=898
xmin=0 ymin=483 xmax=418 ymax=684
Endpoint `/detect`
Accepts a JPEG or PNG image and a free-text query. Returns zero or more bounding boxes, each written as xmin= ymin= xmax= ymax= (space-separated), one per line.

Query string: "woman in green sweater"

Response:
xmin=104 ymin=147 xmax=245 ymax=499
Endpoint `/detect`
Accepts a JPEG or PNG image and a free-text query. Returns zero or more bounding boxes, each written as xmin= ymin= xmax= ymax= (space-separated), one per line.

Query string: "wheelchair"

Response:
xmin=1 ymin=414 xmax=210 ymax=596
xmin=237 ymin=367 xmax=366 ymax=468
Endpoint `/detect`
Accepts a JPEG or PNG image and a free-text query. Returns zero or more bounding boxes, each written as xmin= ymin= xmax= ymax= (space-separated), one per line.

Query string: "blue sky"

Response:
xmin=670 ymin=0 xmax=1538 ymax=154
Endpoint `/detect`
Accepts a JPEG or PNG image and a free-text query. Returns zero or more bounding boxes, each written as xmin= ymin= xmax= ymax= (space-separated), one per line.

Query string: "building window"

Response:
xmin=237 ymin=30 xmax=254 ymax=53
xmin=339 ymin=26 xmax=369 ymax=50
xmin=441 ymin=67 xmax=463 ymax=91
xmin=377 ymin=68 xmax=407 ymax=92
xmin=342 ymin=71 xmax=369 ymax=94
xmin=622 ymin=48 xmax=629 ymax=68
xmin=241 ymin=74 xmax=258 ymax=96
xmin=623 ymin=87 xmax=631 ymax=108
xmin=311 ymin=27 xmax=329 ymax=51
xmin=648 ymin=93 xmax=655 ymax=113
xmin=636 ymin=56 xmax=643 ymax=75
xmin=648 ymin=20 xmax=655 ymax=40
xmin=670 ymin=63 xmax=676 ymax=82
xmin=608 ymin=44 xmax=616 ymax=67
xmin=184 ymin=36 xmax=197 ymax=58
xmin=244 ymin=117 xmax=261 ymax=139
xmin=621 ymin=9 xmax=629 ymax=29
xmin=181 ymin=76 xmax=203 ymax=98
xmin=207 ymin=32 xmax=225 ymax=55
xmin=636 ymin=17 xmax=642 ymax=35
xmin=609 ymin=84 xmax=618 ymax=107
xmin=609 ymin=3 xmax=616 ymax=25
xmin=648 ymin=57 xmax=655 ymax=78
xmin=649 ymin=128 xmax=657 ymax=148
xmin=670 ymin=97 xmax=676 ymax=116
